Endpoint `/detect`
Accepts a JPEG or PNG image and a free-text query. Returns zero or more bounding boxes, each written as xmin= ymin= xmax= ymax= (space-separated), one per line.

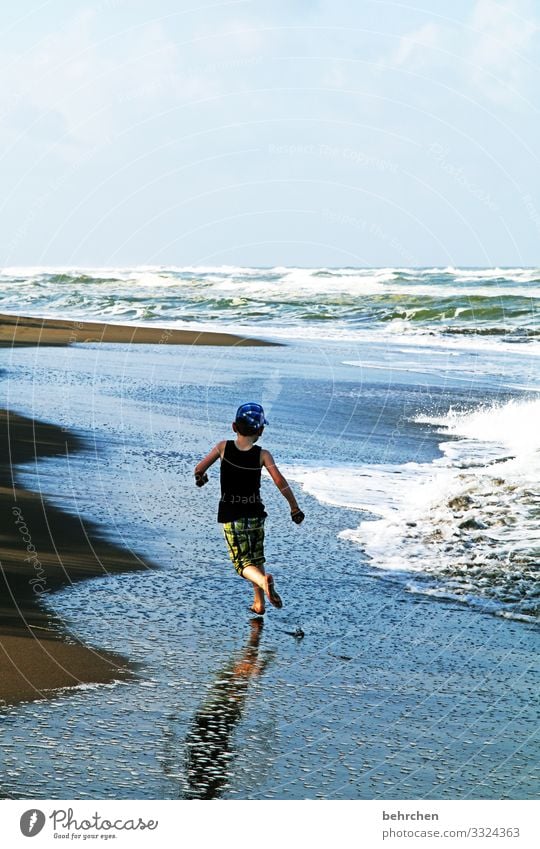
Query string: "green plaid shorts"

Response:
xmin=222 ymin=517 xmax=266 ymax=576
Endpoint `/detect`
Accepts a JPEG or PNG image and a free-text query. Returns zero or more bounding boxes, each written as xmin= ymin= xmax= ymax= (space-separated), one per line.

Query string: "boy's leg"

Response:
xmin=250 ymin=565 xmax=266 ymax=614
xmin=242 ymin=565 xmax=282 ymax=609
xmin=242 ymin=519 xmax=282 ymax=609
xmin=223 ymin=518 xmax=282 ymax=609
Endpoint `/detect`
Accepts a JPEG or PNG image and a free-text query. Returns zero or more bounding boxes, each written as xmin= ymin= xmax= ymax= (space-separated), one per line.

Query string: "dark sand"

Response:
xmin=0 ymin=311 xmax=278 ymax=347
xmin=0 ymin=409 xmax=149 ymax=705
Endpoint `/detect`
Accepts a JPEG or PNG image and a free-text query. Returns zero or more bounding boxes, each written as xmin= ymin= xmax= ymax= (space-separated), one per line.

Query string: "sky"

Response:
xmin=1 ymin=0 xmax=539 ymax=267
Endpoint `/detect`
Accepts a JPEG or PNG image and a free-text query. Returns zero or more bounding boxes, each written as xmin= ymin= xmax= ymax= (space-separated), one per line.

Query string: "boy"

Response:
xmin=194 ymin=402 xmax=304 ymax=614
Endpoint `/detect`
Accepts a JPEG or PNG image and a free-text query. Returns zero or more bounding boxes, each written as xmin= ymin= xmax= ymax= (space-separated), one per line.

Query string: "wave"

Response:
xmin=0 ymin=266 xmax=537 ymax=343
xmin=285 ymin=397 xmax=540 ymax=624
xmin=1 ymin=263 xmax=539 ymax=283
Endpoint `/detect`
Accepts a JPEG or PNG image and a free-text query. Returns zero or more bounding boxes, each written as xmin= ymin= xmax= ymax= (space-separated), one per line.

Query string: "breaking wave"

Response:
xmin=285 ymin=397 xmax=540 ymax=624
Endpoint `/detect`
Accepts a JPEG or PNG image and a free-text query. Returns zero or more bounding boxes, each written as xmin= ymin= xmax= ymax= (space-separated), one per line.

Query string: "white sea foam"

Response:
xmin=1 ymin=265 xmax=538 ymax=296
xmin=417 ymin=266 xmax=540 ymax=282
xmin=285 ymin=397 xmax=540 ymax=622
xmin=416 ymin=397 xmax=540 ymax=456
xmin=340 ymin=329 xmax=540 ymax=356
xmin=206 ymin=270 xmax=538 ymax=298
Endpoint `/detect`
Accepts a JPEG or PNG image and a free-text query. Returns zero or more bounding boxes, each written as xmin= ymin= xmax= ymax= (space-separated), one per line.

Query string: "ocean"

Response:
xmin=1 ymin=265 xmax=538 ymax=342
xmin=0 ymin=266 xmax=538 ymax=799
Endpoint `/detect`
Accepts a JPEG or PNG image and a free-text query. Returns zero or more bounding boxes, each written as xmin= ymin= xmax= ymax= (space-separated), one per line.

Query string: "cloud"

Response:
xmin=468 ymin=0 xmax=538 ymax=103
xmin=390 ymin=22 xmax=440 ymax=70
xmin=382 ymin=0 xmax=538 ymax=106
xmin=0 ymin=10 xmax=219 ymax=156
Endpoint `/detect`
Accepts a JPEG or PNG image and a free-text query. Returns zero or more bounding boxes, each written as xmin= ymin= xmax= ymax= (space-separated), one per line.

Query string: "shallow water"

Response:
xmin=0 ymin=338 xmax=538 ymax=799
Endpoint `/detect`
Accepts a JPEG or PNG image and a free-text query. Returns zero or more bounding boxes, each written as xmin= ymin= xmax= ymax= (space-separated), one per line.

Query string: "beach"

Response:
xmin=0 ymin=313 xmax=273 ymax=706
xmin=0 ymin=267 xmax=538 ymax=800
xmin=0 ymin=408 xmax=139 ymax=705
xmin=0 ymin=311 xmax=278 ymax=347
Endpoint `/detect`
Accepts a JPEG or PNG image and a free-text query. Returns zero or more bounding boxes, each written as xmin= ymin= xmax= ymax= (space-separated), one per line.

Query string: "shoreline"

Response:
xmin=0 ymin=311 xmax=280 ymax=347
xmin=1 ymin=333 xmax=537 ymax=799
xmin=0 ymin=312 xmax=278 ymax=706
xmin=0 ymin=408 xmax=150 ymax=706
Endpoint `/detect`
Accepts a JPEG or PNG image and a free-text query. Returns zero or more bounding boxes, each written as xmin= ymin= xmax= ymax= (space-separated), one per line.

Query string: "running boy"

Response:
xmin=194 ymin=402 xmax=304 ymax=614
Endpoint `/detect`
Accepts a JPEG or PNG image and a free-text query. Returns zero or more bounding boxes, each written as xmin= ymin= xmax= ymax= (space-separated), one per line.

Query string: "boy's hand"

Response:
xmin=291 ymin=508 xmax=305 ymax=524
xmin=195 ymin=472 xmax=209 ymax=488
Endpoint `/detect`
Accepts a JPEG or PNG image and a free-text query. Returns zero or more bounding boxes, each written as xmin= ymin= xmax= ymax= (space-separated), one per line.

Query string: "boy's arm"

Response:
xmin=194 ymin=441 xmax=225 ymax=486
xmin=262 ymin=450 xmax=304 ymax=522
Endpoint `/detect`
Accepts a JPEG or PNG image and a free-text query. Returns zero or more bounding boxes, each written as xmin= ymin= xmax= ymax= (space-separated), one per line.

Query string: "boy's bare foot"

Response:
xmin=251 ymin=584 xmax=265 ymax=615
xmin=264 ymin=574 xmax=283 ymax=609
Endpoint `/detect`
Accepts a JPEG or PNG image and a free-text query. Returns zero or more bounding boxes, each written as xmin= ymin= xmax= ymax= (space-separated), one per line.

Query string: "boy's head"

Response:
xmin=233 ymin=402 xmax=268 ymax=438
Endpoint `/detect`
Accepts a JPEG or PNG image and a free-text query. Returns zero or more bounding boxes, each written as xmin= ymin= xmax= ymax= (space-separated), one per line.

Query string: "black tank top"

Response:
xmin=218 ymin=440 xmax=266 ymax=523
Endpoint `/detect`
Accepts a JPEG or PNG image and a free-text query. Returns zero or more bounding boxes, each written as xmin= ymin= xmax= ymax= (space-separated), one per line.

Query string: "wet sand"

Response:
xmin=1 ymin=339 xmax=538 ymax=799
xmin=0 ymin=311 xmax=278 ymax=347
xmin=0 ymin=310 xmax=276 ymax=704
xmin=0 ymin=409 xmax=149 ymax=705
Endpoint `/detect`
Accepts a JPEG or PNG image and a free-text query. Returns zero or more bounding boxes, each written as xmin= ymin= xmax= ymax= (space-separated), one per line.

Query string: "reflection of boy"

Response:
xmin=184 ymin=618 xmax=271 ymax=799
xmin=194 ymin=403 xmax=304 ymax=614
